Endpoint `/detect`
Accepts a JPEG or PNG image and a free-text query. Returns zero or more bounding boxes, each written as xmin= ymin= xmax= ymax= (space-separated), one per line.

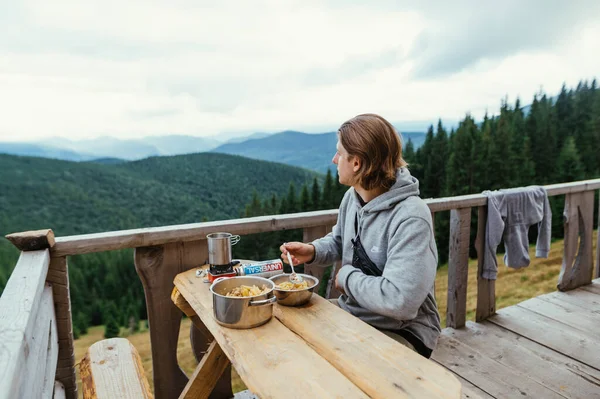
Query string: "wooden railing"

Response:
xmin=1 ymin=178 xmax=599 ymax=399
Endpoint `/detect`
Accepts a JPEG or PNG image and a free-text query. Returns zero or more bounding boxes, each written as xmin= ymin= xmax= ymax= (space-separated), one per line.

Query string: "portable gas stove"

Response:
xmin=204 ymin=260 xmax=241 ymax=283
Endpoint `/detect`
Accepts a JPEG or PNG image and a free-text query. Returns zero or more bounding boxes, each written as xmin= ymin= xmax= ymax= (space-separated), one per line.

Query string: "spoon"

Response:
xmin=285 ymin=246 xmax=303 ymax=283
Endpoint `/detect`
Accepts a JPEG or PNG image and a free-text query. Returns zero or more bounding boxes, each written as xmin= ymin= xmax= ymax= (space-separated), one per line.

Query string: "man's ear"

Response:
xmin=352 ymin=156 xmax=361 ymax=173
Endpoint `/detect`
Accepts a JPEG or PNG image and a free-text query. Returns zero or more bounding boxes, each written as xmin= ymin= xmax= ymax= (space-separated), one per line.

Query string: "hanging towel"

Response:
xmin=482 ymin=186 xmax=552 ymax=280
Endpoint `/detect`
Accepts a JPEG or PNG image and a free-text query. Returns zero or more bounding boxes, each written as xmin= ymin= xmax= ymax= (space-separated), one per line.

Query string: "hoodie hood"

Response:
xmin=356 ymin=167 xmax=420 ymax=213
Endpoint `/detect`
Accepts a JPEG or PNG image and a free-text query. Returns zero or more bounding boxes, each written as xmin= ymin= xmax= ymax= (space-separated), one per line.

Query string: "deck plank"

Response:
xmin=453 ymin=375 xmax=494 ymax=399
xmin=579 ymin=280 xmax=600 ymax=295
xmin=432 ymin=334 xmax=565 ymax=398
xmin=442 ymin=321 xmax=600 ymax=399
xmin=488 ymin=305 xmax=600 ymax=370
xmin=539 ymin=289 xmax=600 ymax=310
xmin=518 ymin=296 xmax=600 ymax=334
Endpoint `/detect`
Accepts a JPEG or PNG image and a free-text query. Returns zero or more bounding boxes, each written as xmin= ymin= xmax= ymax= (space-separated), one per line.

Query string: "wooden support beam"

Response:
xmin=135 ymin=240 xmax=232 ymax=399
xmin=558 ymin=191 xmax=595 ymax=291
xmin=596 ymin=190 xmax=600 ymax=279
xmin=47 ymin=257 xmax=77 ymax=399
xmin=446 ymin=208 xmax=471 ymax=328
xmin=475 ymin=206 xmax=495 ymax=322
xmin=5 ymin=229 xmax=55 ymax=251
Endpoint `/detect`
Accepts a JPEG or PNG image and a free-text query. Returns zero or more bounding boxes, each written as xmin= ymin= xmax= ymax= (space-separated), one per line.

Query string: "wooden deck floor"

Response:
xmin=432 ymin=278 xmax=600 ymax=399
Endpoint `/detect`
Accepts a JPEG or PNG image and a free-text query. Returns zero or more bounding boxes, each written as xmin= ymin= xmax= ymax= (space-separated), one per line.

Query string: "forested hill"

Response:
xmin=0 ymin=152 xmax=318 ymax=237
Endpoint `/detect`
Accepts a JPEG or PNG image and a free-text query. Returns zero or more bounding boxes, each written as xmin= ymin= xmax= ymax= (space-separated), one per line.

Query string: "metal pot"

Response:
xmin=207 ymin=232 xmax=240 ymax=266
xmin=270 ymin=273 xmax=319 ymax=307
xmin=210 ymin=276 xmax=276 ymax=329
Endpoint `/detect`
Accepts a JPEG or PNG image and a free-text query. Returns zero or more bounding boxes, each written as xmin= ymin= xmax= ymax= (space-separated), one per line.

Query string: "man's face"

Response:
xmin=332 ymin=140 xmax=358 ymax=186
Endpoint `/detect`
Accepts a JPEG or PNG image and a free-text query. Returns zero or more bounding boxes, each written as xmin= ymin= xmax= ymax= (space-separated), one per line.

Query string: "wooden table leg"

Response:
xmin=179 ymin=341 xmax=230 ymax=399
xmin=172 ymin=287 xmax=234 ymax=399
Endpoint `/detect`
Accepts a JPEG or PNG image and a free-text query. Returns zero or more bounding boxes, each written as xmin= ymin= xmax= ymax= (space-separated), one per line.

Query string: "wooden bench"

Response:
xmin=79 ymin=338 xmax=153 ymax=399
xmin=79 ymin=337 xmax=259 ymax=399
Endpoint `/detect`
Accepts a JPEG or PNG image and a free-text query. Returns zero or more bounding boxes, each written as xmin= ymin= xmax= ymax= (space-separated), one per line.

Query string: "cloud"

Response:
xmin=406 ymin=0 xmax=600 ymax=79
xmin=0 ymin=0 xmax=598 ymax=141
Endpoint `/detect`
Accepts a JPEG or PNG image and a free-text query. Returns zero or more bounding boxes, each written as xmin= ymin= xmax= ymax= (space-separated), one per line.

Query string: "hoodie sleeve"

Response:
xmin=336 ymin=216 xmax=437 ymax=321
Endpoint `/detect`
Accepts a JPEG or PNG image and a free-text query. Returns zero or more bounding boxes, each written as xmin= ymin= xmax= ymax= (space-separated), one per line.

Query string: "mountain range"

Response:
xmin=1 ymin=130 xmax=426 ymax=173
xmin=210 ymin=131 xmax=426 ymax=172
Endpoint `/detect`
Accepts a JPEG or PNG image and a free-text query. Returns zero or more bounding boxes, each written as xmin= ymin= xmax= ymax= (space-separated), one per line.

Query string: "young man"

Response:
xmin=280 ymin=113 xmax=441 ymax=358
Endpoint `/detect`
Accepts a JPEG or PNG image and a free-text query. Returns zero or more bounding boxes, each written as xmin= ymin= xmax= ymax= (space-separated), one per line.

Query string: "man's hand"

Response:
xmin=280 ymin=242 xmax=315 ymax=265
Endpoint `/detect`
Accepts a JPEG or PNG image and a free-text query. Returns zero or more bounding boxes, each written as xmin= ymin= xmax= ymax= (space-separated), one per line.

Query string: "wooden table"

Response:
xmin=172 ymin=266 xmax=462 ymax=399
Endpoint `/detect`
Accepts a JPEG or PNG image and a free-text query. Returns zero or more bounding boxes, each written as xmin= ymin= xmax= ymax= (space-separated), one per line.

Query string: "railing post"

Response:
xmin=446 ymin=208 xmax=471 ymax=328
xmin=4 ymin=229 xmax=76 ymax=399
xmin=558 ymin=191 xmax=595 ymax=291
xmin=48 ymin=256 xmax=77 ymax=399
xmin=475 ymin=206 xmax=495 ymax=321
xmin=596 ymin=190 xmax=600 ymax=279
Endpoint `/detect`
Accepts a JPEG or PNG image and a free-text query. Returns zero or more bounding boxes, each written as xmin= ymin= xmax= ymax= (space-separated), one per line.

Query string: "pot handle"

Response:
xmin=249 ymin=296 xmax=277 ymax=306
xmin=231 ymin=234 xmax=241 ymax=245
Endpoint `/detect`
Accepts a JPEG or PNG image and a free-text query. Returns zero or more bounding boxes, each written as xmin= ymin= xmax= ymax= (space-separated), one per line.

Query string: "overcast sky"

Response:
xmin=1 ymin=0 xmax=599 ymax=142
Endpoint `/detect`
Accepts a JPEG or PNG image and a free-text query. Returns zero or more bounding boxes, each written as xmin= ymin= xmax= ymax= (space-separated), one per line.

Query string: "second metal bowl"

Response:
xmin=269 ymin=273 xmax=319 ymax=307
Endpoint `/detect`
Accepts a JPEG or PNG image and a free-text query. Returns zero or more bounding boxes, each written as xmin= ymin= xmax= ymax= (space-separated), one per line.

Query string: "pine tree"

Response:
xmin=527 ymin=94 xmax=557 ymax=183
xmin=513 ymin=98 xmax=535 ymax=186
xmin=76 ymin=311 xmax=88 ymax=335
xmin=300 ymin=184 xmax=311 ymax=211
xmin=73 ymin=325 xmax=81 ymax=340
xmin=427 ymin=121 xmax=449 ymax=198
xmin=572 ymin=81 xmax=597 ymax=175
xmin=475 ymin=115 xmax=493 ymax=190
xmin=104 ymin=316 xmax=120 ymax=339
xmin=557 ymin=136 xmax=584 ymax=182
xmin=553 ymin=84 xmax=574 ymax=151
xmin=322 ymin=169 xmax=334 ymax=209
xmin=104 ymin=302 xmax=121 ymax=338
xmin=127 ymin=303 xmax=140 ymax=333
xmin=278 ymin=197 xmax=288 ymax=214
xmin=446 ymin=115 xmax=479 ymax=195
xmin=334 ymin=171 xmax=346 ymax=206
xmin=403 ymin=139 xmax=416 ymax=165
xmin=245 ymin=190 xmax=262 ymax=217
xmin=286 ymin=182 xmax=297 ymax=213
xmin=491 ymin=99 xmax=513 ymax=189
xmin=310 ymin=178 xmax=320 ymax=210
xmin=420 ymin=126 xmax=436 ymax=197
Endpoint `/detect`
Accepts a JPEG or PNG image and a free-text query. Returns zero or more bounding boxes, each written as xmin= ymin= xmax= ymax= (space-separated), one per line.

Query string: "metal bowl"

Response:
xmin=269 ymin=273 xmax=319 ymax=307
xmin=210 ymin=276 xmax=276 ymax=329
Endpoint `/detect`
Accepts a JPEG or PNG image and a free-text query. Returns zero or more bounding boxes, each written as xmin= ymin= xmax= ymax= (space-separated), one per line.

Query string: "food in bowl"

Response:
xmin=225 ymin=284 xmax=270 ymax=297
xmin=276 ymin=280 xmax=309 ymax=290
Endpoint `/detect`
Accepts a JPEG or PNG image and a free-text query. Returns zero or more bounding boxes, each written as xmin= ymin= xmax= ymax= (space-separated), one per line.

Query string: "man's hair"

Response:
xmin=338 ymin=113 xmax=406 ymax=190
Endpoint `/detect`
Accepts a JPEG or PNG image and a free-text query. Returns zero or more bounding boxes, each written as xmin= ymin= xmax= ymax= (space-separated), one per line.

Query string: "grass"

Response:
xmin=74 ymin=231 xmax=598 ymax=397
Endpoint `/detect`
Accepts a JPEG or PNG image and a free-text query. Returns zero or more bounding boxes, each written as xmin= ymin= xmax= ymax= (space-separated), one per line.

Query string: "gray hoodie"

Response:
xmin=307 ymin=167 xmax=441 ymax=351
